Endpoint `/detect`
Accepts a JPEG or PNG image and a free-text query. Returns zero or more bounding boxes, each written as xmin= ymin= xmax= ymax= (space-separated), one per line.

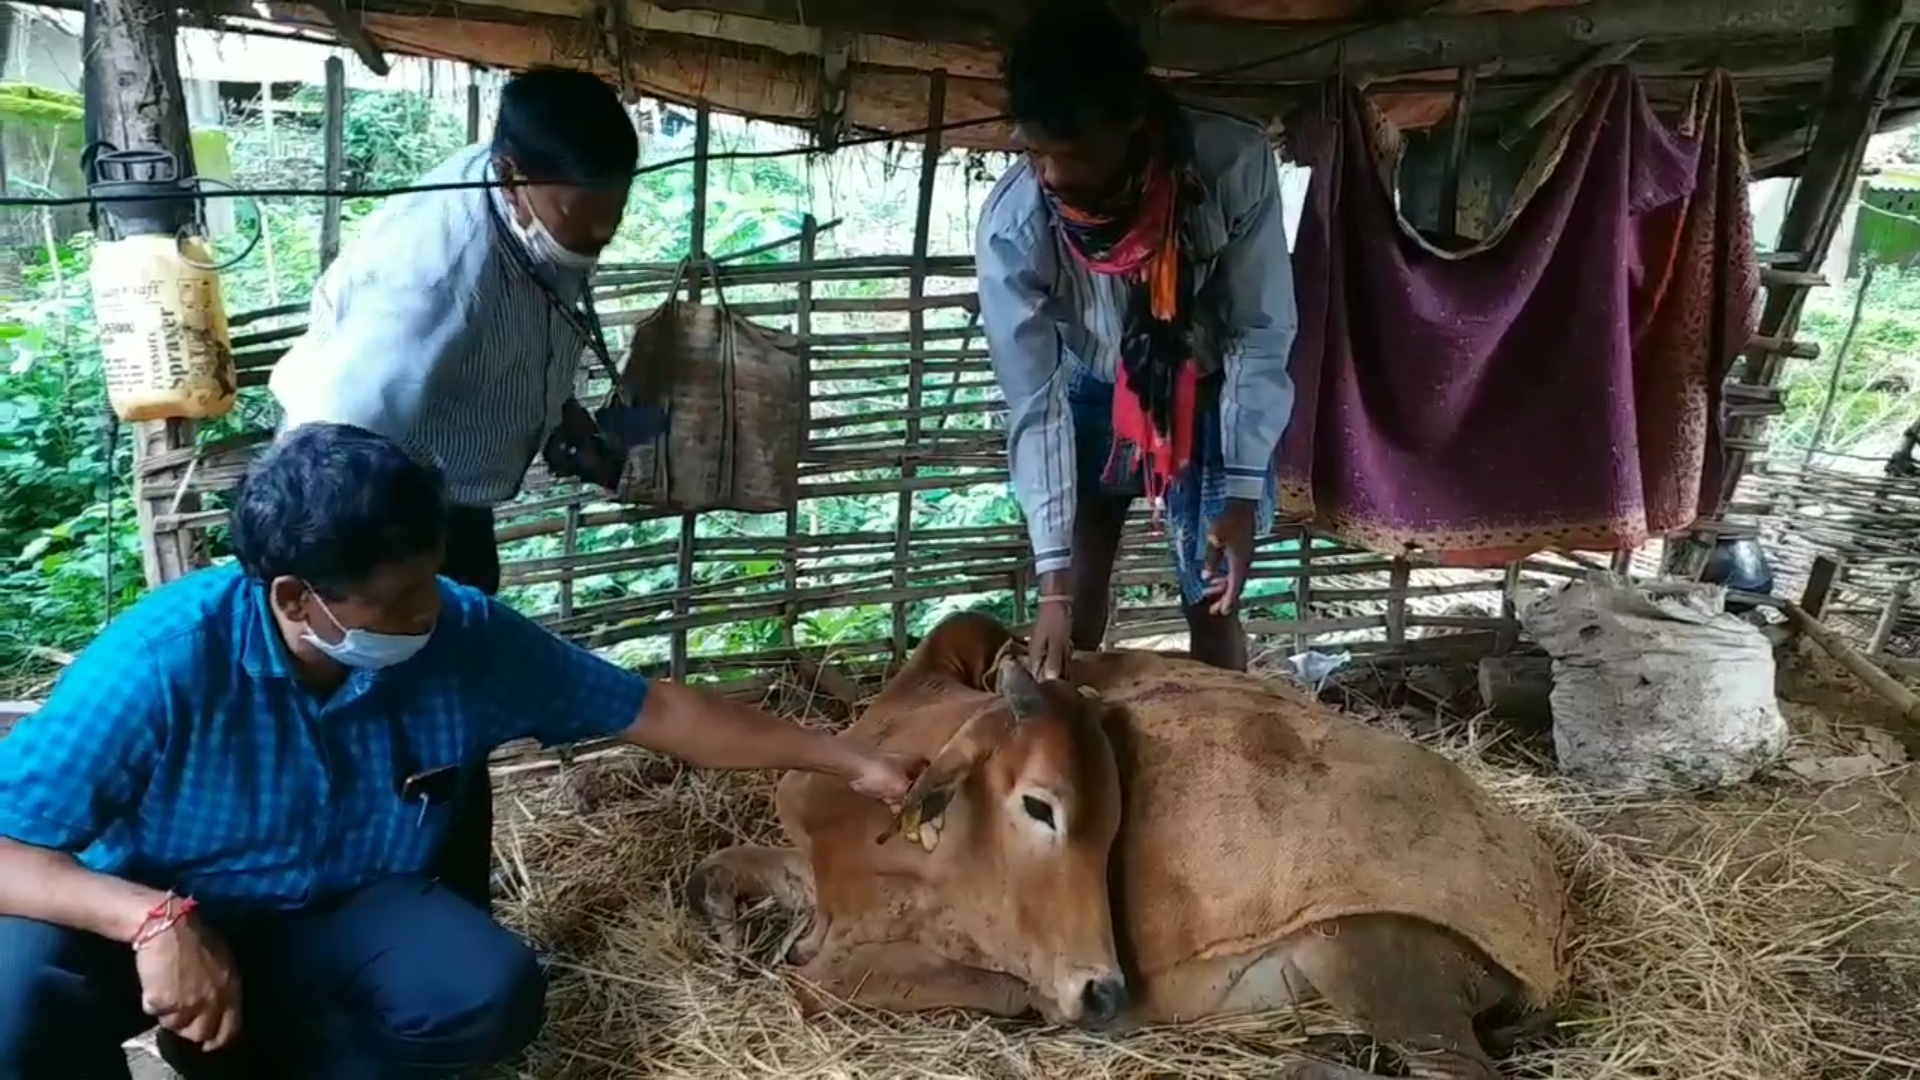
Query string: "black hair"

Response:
xmin=232 ymin=423 xmax=448 ymax=598
xmin=492 ymin=67 xmax=639 ymax=187
xmin=1004 ymin=0 xmax=1153 ymax=141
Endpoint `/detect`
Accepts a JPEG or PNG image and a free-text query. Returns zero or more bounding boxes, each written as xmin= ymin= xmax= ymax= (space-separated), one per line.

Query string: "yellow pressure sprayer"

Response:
xmin=84 ymin=146 xmax=238 ymax=423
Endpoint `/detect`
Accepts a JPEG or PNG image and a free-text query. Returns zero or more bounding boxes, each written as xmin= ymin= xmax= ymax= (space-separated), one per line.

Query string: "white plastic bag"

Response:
xmin=1517 ymin=575 xmax=1787 ymax=793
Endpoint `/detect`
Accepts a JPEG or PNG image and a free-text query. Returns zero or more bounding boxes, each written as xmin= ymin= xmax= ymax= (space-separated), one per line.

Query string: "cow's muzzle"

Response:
xmin=1079 ymin=975 xmax=1129 ymax=1029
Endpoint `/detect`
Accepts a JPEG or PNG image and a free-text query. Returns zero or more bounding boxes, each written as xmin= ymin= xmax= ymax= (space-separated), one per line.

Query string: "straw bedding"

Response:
xmin=490 ymin=671 xmax=1920 ymax=1080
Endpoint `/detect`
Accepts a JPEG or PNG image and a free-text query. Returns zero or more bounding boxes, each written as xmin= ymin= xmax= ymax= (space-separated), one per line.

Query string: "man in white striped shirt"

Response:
xmin=978 ymin=1 xmax=1298 ymax=678
xmin=268 ymin=68 xmax=639 ymax=914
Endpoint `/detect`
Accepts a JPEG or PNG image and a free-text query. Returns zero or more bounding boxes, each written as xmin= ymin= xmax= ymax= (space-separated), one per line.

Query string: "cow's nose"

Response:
xmin=1080 ymin=976 xmax=1128 ymax=1027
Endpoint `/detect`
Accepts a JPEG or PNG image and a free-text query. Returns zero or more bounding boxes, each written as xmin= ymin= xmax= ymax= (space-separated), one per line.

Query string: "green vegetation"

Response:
xmin=1779 ymin=266 xmax=1920 ymax=462
xmin=0 ymin=83 xmax=83 ymax=126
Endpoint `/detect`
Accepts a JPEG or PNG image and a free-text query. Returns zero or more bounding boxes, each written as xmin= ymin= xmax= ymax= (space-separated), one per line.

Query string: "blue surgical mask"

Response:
xmin=302 ymin=594 xmax=432 ymax=670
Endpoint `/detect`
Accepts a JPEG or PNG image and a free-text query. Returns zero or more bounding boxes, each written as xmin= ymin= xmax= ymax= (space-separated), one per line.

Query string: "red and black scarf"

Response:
xmin=1043 ymin=103 xmax=1202 ymax=506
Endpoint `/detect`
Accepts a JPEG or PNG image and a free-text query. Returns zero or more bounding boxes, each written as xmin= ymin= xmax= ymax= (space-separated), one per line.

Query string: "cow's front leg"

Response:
xmin=794 ymin=942 xmax=1032 ymax=1018
xmin=685 ymin=845 xmax=817 ymax=955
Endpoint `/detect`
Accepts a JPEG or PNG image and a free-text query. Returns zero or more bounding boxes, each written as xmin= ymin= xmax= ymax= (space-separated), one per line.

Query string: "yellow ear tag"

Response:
xmin=898 ymin=802 xmax=924 ymax=845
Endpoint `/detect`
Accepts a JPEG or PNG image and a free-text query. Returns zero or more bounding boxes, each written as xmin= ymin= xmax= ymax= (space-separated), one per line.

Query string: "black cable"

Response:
xmin=102 ymin=413 xmax=118 ymax=625
xmin=4 ymin=0 xmax=1450 ymax=210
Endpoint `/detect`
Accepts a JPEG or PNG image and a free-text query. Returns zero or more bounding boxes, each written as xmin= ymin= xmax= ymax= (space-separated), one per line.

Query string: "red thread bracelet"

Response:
xmin=131 ymin=893 xmax=197 ymax=951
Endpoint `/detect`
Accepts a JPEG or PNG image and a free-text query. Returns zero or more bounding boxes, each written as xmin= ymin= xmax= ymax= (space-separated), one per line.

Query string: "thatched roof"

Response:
xmin=224 ymin=0 xmax=1915 ymax=172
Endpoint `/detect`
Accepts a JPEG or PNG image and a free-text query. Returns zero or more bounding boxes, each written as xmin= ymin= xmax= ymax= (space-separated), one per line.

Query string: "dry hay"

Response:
xmin=490 ymin=690 xmax=1920 ymax=1080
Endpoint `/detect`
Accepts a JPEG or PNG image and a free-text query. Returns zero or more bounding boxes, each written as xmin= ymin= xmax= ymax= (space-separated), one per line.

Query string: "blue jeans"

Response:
xmin=0 ymin=876 xmax=544 ymax=1080
xmin=1066 ymin=366 xmax=1278 ymax=608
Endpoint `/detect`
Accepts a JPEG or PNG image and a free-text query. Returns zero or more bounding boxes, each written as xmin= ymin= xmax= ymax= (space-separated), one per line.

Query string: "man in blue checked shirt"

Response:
xmin=0 ymin=423 xmax=922 ymax=1080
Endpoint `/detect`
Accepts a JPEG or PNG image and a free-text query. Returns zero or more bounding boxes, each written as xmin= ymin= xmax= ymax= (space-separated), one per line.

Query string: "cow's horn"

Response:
xmin=997 ymin=655 xmax=1047 ymax=722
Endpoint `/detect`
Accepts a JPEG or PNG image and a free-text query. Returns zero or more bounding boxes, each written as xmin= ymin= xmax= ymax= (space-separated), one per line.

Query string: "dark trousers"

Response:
xmin=0 ymin=876 xmax=544 ymax=1080
xmin=437 ymin=505 xmax=502 ymax=912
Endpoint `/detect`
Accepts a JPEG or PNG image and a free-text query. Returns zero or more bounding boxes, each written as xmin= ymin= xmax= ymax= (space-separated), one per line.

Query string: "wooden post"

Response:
xmin=1437 ymin=64 xmax=1476 ymax=241
xmin=1783 ymin=601 xmax=1920 ymax=726
xmin=670 ymin=102 xmax=712 ymax=681
xmin=320 ymin=56 xmax=346 ymax=269
xmin=1765 ymin=7 xmax=1909 ymax=339
xmin=1497 ymin=40 xmax=1641 ymax=151
xmin=784 ymin=215 xmax=818 ymax=651
xmin=92 ymin=0 xmax=202 ymax=586
xmin=1384 ymin=556 xmax=1411 ymax=647
xmin=558 ymin=505 xmax=578 ymax=621
xmin=1609 ymin=546 xmax=1634 ymax=575
xmin=1800 ymin=554 xmax=1843 ymax=621
xmin=1291 ymin=524 xmax=1313 ymax=655
xmin=1868 ymin=577 xmax=1911 ymax=657
xmin=892 ymin=71 xmax=947 ymax=662
xmin=467 ymin=69 xmax=482 ymax=143
xmin=1496 ymin=560 xmax=1524 ymax=654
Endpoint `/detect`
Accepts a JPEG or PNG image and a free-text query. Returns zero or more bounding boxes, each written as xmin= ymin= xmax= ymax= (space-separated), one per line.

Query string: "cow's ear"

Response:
xmin=876 ymin=709 xmax=1005 ymax=846
xmin=996 ymin=656 xmax=1048 ymax=724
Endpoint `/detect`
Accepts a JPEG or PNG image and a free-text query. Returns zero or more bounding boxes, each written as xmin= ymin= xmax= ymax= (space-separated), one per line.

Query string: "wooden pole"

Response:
xmin=1497 ymin=40 xmax=1641 ymax=150
xmin=320 ymin=56 xmax=346 ymax=269
xmin=1783 ymin=601 xmax=1920 ymax=725
xmin=1868 ymin=577 xmax=1911 ymax=656
xmin=670 ymin=102 xmax=712 ymax=682
xmin=92 ymin=0 xmax=203 ymax=587
xmin=1765 ymin=7 xmax=1910 ymax=340
xmin=1800 ymin=553 xmax=1843 ymax=620
xmin=1437 ymin=64 xmax=1476 ymax=242
xmin=893 ymin=70 xmax=947 ymax=662
xmin=784 ymin=215 xmax=818 ymax=651
xmin=467 ymin=68 xmax=482 ymax=143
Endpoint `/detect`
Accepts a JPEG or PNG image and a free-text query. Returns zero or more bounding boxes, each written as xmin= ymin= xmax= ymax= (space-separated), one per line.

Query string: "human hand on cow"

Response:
xmin=1202 ymin=498 xmax=1258 ymax=616
xmin=1028 ymin=573 xmax=1075 ymax=680
xmin=846 ymin=748 xmax=927 ymax=807
xmin=134 ymin=907 xmax=243 ymax=1052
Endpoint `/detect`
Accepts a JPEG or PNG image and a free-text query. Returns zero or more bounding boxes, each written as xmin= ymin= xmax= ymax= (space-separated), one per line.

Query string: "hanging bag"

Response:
xmin=610 ymin=256 xmax=804 ymax=513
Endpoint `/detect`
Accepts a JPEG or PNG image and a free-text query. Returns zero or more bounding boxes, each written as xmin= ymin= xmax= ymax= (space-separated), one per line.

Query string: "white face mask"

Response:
xmin=301 ymin=593 xmax=433 ymax=670
xmin=512 ymin=208 xmax=599 ymax=274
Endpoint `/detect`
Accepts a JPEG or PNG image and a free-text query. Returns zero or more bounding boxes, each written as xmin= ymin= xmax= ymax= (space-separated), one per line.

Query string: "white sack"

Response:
xmin=1517 ymin=576 xmax=1787 ymax=793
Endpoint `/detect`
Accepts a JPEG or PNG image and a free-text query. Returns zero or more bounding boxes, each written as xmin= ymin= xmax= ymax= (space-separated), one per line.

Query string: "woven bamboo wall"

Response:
xmin=1752 ymin=462 xmax=1920 ymax=657
xmin=144 ymin=233 xmax=1549 ymax=697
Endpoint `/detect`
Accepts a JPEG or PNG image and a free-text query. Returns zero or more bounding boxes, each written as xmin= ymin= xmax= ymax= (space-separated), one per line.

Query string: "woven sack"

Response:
xmin=607 ymin=258 xmax=803 ymax=512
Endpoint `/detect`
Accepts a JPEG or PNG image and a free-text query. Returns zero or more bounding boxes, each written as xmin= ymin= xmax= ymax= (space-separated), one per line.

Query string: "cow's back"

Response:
xmin=1075 ymin=651 xmax=1569 ymax=1010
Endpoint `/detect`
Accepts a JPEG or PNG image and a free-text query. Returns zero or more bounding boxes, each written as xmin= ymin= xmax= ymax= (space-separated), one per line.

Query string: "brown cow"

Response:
xmin=688 ymin=612 xmax=1568 ymax=1080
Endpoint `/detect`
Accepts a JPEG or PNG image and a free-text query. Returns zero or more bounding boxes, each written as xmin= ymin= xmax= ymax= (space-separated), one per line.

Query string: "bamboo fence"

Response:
xmin=1752 ymin=461 xmax=1920 ymax=658
xmin=146 ymin=232 xmax=1547 ymax=664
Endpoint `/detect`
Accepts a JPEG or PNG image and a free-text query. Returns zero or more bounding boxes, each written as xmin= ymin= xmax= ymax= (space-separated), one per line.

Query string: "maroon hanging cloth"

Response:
xmin=1278 ymin=68 xmax=1758 ymax=566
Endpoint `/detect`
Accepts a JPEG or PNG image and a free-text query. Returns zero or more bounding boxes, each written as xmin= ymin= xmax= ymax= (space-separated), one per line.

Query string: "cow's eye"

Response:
xmin=1022 ymin=795 xmax=1057 ymax=829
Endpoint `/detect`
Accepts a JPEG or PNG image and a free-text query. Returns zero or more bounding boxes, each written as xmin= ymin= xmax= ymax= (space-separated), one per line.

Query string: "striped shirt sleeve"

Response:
xmin=271 ymin=254 xmax=478 ymax=446
xmin=978 ymin=204 xmax=1077 ymax=576
xmin=1217 ymin=140 xmax=1300 ymax=501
